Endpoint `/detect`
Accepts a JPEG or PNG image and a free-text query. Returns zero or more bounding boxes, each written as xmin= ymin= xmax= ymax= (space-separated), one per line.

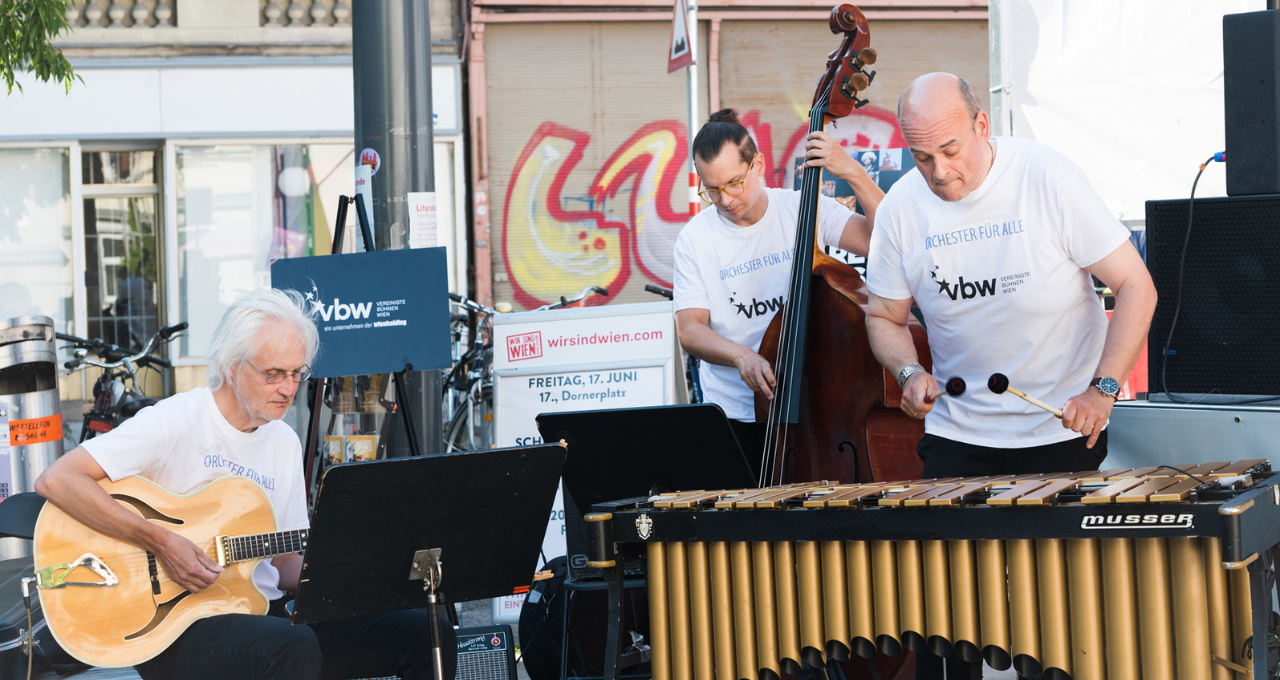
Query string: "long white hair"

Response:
xmin=205 ymin=288 xmax=319 ymax=391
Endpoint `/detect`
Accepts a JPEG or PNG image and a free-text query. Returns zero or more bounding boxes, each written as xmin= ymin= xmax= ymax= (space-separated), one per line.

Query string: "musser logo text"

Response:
xmin=1080 ymin=513 xmax=1194 ymax=530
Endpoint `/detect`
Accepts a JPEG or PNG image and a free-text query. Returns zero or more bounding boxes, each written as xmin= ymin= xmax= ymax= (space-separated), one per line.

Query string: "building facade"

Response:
xmin=0 ymin=0 xmax=466 ymax=443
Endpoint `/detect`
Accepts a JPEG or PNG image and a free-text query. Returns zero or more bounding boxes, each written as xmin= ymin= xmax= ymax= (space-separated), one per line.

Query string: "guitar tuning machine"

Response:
xmin=854 ymin=98 xmax=870 ymax=109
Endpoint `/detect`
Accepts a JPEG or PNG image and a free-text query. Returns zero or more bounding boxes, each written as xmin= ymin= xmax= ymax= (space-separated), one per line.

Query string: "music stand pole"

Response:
xmin=410 ymin=549 xmax=447 ymax=680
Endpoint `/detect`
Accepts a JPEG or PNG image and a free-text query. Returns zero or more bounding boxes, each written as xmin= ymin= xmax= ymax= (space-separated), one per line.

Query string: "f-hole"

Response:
xmin=111 ymin=495 xmax=185 ymax=525
xmin=125 ymin=591 xmax=192 ymax=640
xmin=837 ymin=441 xmax=858 ymax=482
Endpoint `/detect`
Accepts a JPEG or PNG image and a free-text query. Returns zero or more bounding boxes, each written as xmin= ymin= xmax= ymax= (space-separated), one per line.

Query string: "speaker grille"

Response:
xmin=1147 ymin=195 xmax=1280 ymax=396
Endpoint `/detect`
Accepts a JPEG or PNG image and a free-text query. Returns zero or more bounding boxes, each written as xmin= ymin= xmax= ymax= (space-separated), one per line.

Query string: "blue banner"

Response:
xmin=271 ymin=248 xmax=450 ymax=378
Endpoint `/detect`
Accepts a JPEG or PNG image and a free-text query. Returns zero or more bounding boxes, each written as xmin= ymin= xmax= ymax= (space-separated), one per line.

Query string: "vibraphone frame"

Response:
xmin=587 ymin=468 xmax=1280 ymax=680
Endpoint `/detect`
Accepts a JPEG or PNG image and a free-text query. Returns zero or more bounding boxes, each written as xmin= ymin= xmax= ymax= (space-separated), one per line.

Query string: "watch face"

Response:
xmin=1099 ymin=377 xmax=1121 ymax=396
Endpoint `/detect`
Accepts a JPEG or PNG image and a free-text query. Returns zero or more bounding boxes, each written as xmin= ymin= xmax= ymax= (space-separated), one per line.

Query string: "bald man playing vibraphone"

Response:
xmin=863 ymin=73 xmax=1157 ymax=679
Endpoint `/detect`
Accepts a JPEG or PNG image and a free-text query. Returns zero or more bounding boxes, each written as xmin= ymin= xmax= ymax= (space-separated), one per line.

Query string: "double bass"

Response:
xmin=753 ymin=11 xmax=931 ymax=678
xmin=755 ymin=9 xmax=932 ymax=493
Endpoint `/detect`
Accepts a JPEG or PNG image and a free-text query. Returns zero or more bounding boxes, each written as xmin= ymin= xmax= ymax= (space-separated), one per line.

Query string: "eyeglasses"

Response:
xmin=697 ymin=158 xmax=758 ymax=203
xmin=247 ymin=362 xmax=312 ymax=384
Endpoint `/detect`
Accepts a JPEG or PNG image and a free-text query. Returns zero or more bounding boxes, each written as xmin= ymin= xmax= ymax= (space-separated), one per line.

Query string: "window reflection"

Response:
xmin=84 ymin=196 xmax=158 ymax=351
xmin=177 ymin=144 xmax=356 ymax=358
xmin=82 ymin=151 xmax=155 ymax=185
xmin=0 ymin=149 xmax=73 ymax=333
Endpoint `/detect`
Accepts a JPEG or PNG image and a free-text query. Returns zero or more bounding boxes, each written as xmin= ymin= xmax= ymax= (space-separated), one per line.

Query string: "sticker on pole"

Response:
xmin=668 ymin=0 xmax=693 ymax=73
xmin=9 ymin=413 xmax=62 ymax=446
xmin=359 ymin=148 xmax=381 ymax=175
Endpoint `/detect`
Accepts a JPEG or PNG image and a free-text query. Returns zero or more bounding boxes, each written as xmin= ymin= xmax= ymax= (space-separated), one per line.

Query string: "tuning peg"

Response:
xmin=859 ymin=47 xmax=877 ymax=65
xmin=850 ymin=73 xmax=870 ymax=91
xmin=867 ymin=70 xmax=876 ymax=85
xmin=854 ymin=98 xmax=870 ymax=109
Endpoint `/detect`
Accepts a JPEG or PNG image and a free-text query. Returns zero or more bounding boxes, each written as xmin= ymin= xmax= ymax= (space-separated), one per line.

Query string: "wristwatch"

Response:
xmin=897 ymin=363 xmax=925 ymax=389
xmin=1090 ymin=376 xmax=1121 ymax=401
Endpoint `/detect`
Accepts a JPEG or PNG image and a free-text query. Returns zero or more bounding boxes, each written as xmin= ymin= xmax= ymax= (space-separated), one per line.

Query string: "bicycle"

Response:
xmin=56 ymin=322 xmax=187 ymax=443
xmin=442 ymin=286 xmax=610 ymax=452
xmin=644 ymin=284 xmax=703 ymax=404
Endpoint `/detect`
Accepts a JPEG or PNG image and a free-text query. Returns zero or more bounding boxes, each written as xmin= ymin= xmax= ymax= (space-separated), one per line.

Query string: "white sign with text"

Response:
xmin=490 ymin=302 xmax=680 ymax=622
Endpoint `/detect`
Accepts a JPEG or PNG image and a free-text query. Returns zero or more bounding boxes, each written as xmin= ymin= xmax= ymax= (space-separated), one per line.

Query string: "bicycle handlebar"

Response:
xmin=159 ymin=322 xmax=188 ymax=340
xmin=644 ymin=284 xmax=673 ymax=300
xmin=60 ymin=322 xmax=184 ymax=375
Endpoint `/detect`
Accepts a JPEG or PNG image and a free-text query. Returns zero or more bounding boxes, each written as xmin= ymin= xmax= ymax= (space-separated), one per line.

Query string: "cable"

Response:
xmin=22 ymin=576 xmax=34 ymax=680
xmin=1154 ymin=465 xmax=1210 ymax=486
xmin=1156 ymin=152 xmax=1279 ymax=405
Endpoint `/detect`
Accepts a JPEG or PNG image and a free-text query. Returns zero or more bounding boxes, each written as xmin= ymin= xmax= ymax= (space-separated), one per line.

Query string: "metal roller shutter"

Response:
xmin=485 ymin=21 xmax=710 ymax=310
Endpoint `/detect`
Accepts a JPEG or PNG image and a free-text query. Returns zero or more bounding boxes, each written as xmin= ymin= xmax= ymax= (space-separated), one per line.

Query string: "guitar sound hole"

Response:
xmin=111 ymin=494 xmax=185 ymax=525
xmin=125 ymin=590 xmax=192 ymax=640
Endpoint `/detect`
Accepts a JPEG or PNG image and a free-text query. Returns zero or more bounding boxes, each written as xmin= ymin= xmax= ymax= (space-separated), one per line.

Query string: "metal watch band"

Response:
xmin=897 ymin=363 xmax=925 ymax=388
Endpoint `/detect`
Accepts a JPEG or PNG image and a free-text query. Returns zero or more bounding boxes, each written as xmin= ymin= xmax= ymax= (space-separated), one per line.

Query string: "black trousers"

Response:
xmin=135 ymin=598 xmax=457 ymax=680
xmin=913 ymin=431 xmax=1108 ymax=680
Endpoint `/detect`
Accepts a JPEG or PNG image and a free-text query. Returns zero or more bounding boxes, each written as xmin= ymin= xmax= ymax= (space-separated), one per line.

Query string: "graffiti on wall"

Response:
xmin=501 ymin=105 xmax=904 ymax=309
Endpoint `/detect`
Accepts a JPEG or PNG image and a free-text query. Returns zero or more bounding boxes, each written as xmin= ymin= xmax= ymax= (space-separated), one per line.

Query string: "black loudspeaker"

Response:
xmin=1224 ymin=10 xmax=1280 ymax=196
xmin=1146 ymin=195 xmax=1280 ymax=399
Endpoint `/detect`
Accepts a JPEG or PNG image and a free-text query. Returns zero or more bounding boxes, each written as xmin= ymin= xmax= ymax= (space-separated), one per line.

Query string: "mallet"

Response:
xmin=987 ymin=373 xmax=1063 ymax=418
xmin=926 ymin=376 xmax=966 ymax=403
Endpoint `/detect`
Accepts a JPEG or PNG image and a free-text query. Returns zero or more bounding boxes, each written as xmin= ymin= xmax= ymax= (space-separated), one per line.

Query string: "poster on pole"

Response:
xmin=668 ymin=0 xmax=693 ymax=73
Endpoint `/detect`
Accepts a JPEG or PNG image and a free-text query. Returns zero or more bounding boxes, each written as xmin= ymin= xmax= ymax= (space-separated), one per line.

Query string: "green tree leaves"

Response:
xmin=1 ymin=0 xmax=81 ymax=95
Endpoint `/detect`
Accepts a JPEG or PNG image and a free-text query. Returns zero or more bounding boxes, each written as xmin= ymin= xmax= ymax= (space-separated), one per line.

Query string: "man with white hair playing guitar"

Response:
xmin=35 ymin=288 xmax=456 ymax=680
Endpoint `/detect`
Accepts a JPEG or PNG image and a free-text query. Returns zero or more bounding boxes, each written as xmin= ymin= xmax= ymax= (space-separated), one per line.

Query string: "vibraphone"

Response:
xmin=586 ymin=460 xmax=1280 ymax=680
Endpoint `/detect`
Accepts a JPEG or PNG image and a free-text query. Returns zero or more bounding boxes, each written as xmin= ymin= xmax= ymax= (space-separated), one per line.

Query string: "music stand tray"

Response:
xmin=290 ymin=444 xmax=566 ymax=626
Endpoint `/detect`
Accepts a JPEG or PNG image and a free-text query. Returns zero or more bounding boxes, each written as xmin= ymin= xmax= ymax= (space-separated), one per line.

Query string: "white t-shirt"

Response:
xmin=673 ymin=187 xmax=854 ymax=421
xmin=867 ymin=137 xmax=1131 ymax=447
xmin=82 ymin=386 xmax=309 ymax=601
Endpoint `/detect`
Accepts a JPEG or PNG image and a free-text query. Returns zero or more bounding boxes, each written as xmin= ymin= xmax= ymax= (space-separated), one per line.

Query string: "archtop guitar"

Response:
xmin=33 ymin=475 xmax=307 ymax=667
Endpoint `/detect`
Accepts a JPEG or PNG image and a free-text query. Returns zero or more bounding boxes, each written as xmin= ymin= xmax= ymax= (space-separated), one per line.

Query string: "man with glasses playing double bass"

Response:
xmin=672 ymin=108 xmax=885 ymax=470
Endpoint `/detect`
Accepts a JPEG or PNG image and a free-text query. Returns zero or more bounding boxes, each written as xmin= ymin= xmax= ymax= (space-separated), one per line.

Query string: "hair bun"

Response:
xmin=707 ymin=108 xmax=741 ymax=125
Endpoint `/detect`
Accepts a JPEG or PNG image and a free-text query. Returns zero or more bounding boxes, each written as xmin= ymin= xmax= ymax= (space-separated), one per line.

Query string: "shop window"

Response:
xmin=175 ymin=144 xmax=356 ymax=359
xmin=0 ymin=148 xmax=73 ymax=332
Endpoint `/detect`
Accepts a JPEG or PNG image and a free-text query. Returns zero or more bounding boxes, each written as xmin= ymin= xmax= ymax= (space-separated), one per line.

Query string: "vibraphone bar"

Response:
xmin=587 ymin=460 xmax=1280 ymax=680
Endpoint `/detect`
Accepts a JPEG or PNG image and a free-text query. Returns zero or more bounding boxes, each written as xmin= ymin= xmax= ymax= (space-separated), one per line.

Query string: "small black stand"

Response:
xmin=535 ymin=404 xmax=757 ymax=680
xmin=290 ymin=444 xmax=567 ymax=674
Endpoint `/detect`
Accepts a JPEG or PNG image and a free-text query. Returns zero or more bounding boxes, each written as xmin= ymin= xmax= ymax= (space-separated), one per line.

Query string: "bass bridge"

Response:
xmin=35 ymin=552 xmax=120 ymax=589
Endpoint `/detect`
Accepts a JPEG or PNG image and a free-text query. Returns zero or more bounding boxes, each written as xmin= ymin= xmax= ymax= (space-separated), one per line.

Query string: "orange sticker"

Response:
xmin=9 ymin=414 xmax=62 ymax=446
xmin=512 ymin=585 xmax=530 ymax=595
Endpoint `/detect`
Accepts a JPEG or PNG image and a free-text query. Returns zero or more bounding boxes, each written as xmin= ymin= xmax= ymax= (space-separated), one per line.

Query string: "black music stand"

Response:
xmin=537 ymin=403 xmax=757 ymax=521
xmin=535 ymin=404 xmax=756 ymax=679
xmin=290 ymin=444 xmax=566 ymax=679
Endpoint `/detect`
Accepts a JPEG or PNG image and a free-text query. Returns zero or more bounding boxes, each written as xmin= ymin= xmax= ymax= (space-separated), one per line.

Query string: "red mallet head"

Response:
xmin=987 ymin=373 xmax=1010 ymax=395
xmin=946 ymin=377 xmax=967 ymax=397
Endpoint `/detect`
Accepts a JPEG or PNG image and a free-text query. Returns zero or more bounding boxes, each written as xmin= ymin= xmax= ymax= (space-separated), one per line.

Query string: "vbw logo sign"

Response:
xmin=313 ymin=298 xmax=373 ymax=322
xmin=732 ymin=295 xmax=784 ymax=319
xmin=931 ymin=266 xmax=995 ymax=301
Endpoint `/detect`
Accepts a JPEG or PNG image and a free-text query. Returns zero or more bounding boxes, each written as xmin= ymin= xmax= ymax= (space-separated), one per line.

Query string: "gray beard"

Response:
xmin=231 ymin=380 xmax=281 ymax=424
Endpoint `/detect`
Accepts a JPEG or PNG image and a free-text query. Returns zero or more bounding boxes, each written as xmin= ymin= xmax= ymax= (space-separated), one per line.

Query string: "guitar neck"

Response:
xmin=217 ymin=529 xmax=310 ymax=565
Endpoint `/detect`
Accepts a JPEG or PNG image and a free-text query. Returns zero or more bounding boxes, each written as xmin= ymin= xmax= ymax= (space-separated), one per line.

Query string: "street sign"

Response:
xmin=668 ymin=0 xmax=693 ymax=73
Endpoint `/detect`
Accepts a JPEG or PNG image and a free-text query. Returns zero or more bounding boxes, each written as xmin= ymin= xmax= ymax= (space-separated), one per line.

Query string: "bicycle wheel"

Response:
xmin=444 ymin=401 xmax=473 ymax=452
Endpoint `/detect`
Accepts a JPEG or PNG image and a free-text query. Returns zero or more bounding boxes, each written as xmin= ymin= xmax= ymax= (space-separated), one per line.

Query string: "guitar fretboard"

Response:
xmin=228 ymin=529 xmax=310 ymax=563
